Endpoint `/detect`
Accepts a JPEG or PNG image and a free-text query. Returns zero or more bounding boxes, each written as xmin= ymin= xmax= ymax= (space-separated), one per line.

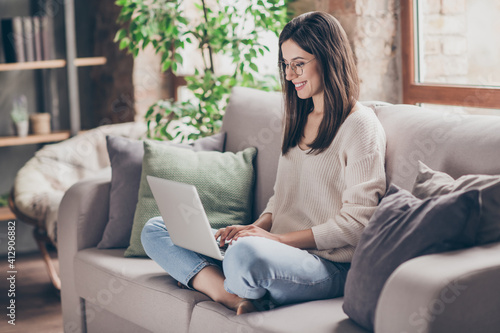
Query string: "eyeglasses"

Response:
xmin=278 ymin=58 xmax=315 ymax=76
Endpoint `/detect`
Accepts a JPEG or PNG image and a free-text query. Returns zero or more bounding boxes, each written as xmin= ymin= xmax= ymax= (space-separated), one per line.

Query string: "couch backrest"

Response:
xmin=223 ymin=88 xmax=500 ymax=220
xmin=375 ymin=104 xmax=500 ymax=191
xmin=221 ymin=87 xmax=284 ymax=220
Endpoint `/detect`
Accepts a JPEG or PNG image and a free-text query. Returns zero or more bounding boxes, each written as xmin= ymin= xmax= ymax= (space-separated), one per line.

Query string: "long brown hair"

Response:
xmin=278 ymin=11 xmax=359 ymax=155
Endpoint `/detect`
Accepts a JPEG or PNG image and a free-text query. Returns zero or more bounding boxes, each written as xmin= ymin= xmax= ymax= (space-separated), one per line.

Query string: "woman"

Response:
xmin=141 ymin=11 xmax=386 ymax=315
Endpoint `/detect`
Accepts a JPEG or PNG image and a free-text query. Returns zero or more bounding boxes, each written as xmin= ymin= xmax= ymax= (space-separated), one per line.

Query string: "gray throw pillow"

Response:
xmin=343 ymin=184 xmax=481 ymax=331
xmin=97 ymin=133 xmax=226 ymax=249
xmin=412 ymin=161 xmax=500 ymax=244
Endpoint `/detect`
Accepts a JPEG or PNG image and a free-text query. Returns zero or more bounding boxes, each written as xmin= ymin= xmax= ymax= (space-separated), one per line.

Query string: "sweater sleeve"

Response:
xmin=260 ymin=193 xmax=275 ymax=218
xmin=311 ymin=151 xmax=386 ymax=250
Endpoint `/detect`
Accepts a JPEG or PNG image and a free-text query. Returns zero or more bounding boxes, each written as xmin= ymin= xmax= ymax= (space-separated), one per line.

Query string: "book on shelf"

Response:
xmin=12 ymin=17 xmax=26 ymax=62
xmin=1 ymin=18 xmax=17 ymax=63
xmin=33 ymin=16 xmax=43 ymax=61
xmin=0 ymin=22 xmax=4 ymax=63
xmin=23 ymin=17 xmax=35 ymax=62
xmin=40 ymin=15 xmax=54 ymax=61
xmin=1 ymin=16 xmax=54 ymax=64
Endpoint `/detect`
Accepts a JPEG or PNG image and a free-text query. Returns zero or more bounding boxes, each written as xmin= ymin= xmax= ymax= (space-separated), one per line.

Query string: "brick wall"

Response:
xmin=292 ymin=0 xmax=402 ymax=103
xmin=420 ymin=0 xmax=468 ymax=84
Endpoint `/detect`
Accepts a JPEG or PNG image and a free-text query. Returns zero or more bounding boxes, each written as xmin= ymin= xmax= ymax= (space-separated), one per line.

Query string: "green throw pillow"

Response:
xmin=124 ymin=141 xmax=257 ymax=257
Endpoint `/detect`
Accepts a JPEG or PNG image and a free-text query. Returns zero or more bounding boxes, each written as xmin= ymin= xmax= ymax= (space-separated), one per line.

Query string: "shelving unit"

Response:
xmin=1 ymin=0 xmax=108 ymax=138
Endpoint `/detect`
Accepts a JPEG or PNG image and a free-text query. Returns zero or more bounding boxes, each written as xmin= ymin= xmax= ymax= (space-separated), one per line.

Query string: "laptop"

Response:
xmin=146 ymin=175 xmax=226 ymax=260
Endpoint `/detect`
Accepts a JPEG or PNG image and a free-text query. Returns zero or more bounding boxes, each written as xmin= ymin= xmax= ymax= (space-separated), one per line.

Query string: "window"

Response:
xmin=401 ymin=0 xmax=500 ymax=112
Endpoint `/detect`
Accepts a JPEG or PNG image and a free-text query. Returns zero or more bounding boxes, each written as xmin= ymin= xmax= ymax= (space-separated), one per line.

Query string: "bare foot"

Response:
xmin=235 ymin=299 xmax=257 ymax=315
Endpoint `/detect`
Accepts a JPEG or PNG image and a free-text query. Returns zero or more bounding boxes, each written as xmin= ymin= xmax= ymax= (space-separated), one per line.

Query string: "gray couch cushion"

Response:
xmin=412 ymin=161 xmax=500 ymax=245
xmin=343 ymin=184 xmax=481 ymax=330
xmin=375 ymin=105 xmax=500 ymax=191
xmin=221 ymin=87 xmax=283 ymax=220
xmin=85 ymin=303 xmax=152 ymax=333
xmin=189 ymin=299 xmax=368 ymax=333
xmin=98 ymin=133 xmax=226 ymax=249
xmin=74 ymin=248 xmax=211 ymax=333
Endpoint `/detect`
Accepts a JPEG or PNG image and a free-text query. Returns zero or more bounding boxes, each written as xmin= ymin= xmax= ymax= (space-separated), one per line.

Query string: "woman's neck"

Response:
xmin=311 ymin=93 xmax=324 ymax=115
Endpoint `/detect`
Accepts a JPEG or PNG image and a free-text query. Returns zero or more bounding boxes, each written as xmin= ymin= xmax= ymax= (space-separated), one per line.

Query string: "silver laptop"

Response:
xmin=146 ymin=175 xmax=226 ymax=260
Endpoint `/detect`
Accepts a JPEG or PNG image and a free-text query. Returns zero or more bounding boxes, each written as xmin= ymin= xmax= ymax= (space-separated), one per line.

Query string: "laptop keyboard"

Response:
xmin=217 ymin=240 xmax=228 ymax=257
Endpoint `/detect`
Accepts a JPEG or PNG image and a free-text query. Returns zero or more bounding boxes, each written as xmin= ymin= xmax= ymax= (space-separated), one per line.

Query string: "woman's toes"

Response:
xmin=236 ymin=299 xmax=257 ymax=315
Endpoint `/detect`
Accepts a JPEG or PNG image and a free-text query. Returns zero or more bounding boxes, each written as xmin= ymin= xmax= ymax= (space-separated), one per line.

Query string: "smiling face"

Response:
xmin=281 ymin=39 xmax=324 ymax=104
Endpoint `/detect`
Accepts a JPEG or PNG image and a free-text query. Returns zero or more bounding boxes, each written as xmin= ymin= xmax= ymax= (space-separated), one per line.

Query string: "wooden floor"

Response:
xmin=0 ymin=250 xmax=63 ymax=333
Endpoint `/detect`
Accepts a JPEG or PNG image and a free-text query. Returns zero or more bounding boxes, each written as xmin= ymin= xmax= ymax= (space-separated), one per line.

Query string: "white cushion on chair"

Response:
xmin=13 ymin=122 xmax=146 ymax=244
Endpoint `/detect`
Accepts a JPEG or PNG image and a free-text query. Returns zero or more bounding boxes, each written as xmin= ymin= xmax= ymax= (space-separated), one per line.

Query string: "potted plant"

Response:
xmin=115 ymin=0 xmax=292 ymax=142
xmin=0 ymin=193 xmax=8 ymax=208
xmin=10 ymin=95 xmax=29 ymax=137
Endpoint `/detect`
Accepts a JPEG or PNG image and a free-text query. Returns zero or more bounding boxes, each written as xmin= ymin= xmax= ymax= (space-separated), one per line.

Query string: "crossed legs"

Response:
xmin=141 ymin=217 xmax=349 ymax=314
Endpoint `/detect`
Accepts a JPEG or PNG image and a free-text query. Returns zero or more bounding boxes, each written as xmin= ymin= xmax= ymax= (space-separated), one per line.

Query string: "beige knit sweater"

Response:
xmin=262 ymin=104 xmax=387 ymax=262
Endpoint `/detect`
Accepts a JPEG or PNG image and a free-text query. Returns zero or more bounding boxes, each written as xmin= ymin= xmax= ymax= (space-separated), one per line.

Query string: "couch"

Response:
xmin=59 ymin=87 xmax=500 ymax=333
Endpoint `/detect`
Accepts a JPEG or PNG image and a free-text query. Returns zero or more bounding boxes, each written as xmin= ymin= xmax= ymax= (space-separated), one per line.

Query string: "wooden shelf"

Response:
xmin=0 ymin=207 xmax=15 ymax=221
xmin=0 ymin=131 xmax=70 ymax=147
xmin=0 ymin=57 xmax=107 ymax=72
xmin=0 ymin=60 xmax=66 ymax=71
xmin=74 ymin=57 xmax=107 ymax=67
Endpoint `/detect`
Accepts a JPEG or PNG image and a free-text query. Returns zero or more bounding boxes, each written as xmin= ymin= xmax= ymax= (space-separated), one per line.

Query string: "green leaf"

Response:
xmin=177 ymin=16 xmax=189 ymax=25
xmin=161 ymin=125 xmax=173 ymax=141
xmin=174 ymin=53 xmax=183 ymax=64
xmin=249 ymin=63 xmax=258 ymax=72
xmin=145 ymin=106 xmax=155 ymax=118
xmin=155 ymin=113 xmax=162 ymax=124
xmin=119 ymin=37 xmax=130 ymax=50
xmin=161 ymin=59 xmax=172 ymax=72
xmin=114 ymin=29 xmax=127 ymax=42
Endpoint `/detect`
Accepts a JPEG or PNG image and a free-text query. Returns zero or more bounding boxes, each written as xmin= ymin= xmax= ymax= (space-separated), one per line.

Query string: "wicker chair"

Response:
xmin=9 ymin=122 xmax=146 ymax=290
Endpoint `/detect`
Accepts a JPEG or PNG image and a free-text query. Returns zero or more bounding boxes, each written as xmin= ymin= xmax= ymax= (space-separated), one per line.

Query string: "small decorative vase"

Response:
xmin=30 ymin=113 xmax=51 ymax=135
xmin=15 ymin=120 xmax=29 ymax=137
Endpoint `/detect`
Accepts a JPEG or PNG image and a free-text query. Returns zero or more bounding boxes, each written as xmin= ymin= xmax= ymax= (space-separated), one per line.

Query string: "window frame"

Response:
xmin=401 ymin=0 xmax=500 ymax=109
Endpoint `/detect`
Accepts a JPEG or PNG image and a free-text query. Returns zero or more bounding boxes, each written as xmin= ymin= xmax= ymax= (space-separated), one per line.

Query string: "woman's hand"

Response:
xmin=214 ymin=225 xmax=248 ymax=247
xmin=215 ymin=224 xmax=280 ymax=247
xmin=230 ymin=225 xmax=281 ymax=244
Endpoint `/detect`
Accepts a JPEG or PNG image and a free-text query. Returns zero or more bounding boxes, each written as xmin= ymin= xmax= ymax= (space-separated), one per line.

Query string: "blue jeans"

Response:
xmin=141 ymin=217 xmax=350 ymax=306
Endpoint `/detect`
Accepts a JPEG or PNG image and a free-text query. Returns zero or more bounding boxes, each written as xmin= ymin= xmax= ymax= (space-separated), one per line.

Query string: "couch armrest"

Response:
xmin=374 ymin=242 xmax=500 ymax=333
xmin=58 ymin=176 xmax=111 ymax=333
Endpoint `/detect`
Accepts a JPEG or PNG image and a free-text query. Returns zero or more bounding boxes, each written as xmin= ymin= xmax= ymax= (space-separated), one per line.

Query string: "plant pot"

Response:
xmin=30 ymin=113 xmax=51 ymax=135
xmin=14 ymin=120 xmax=29 ymax=137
